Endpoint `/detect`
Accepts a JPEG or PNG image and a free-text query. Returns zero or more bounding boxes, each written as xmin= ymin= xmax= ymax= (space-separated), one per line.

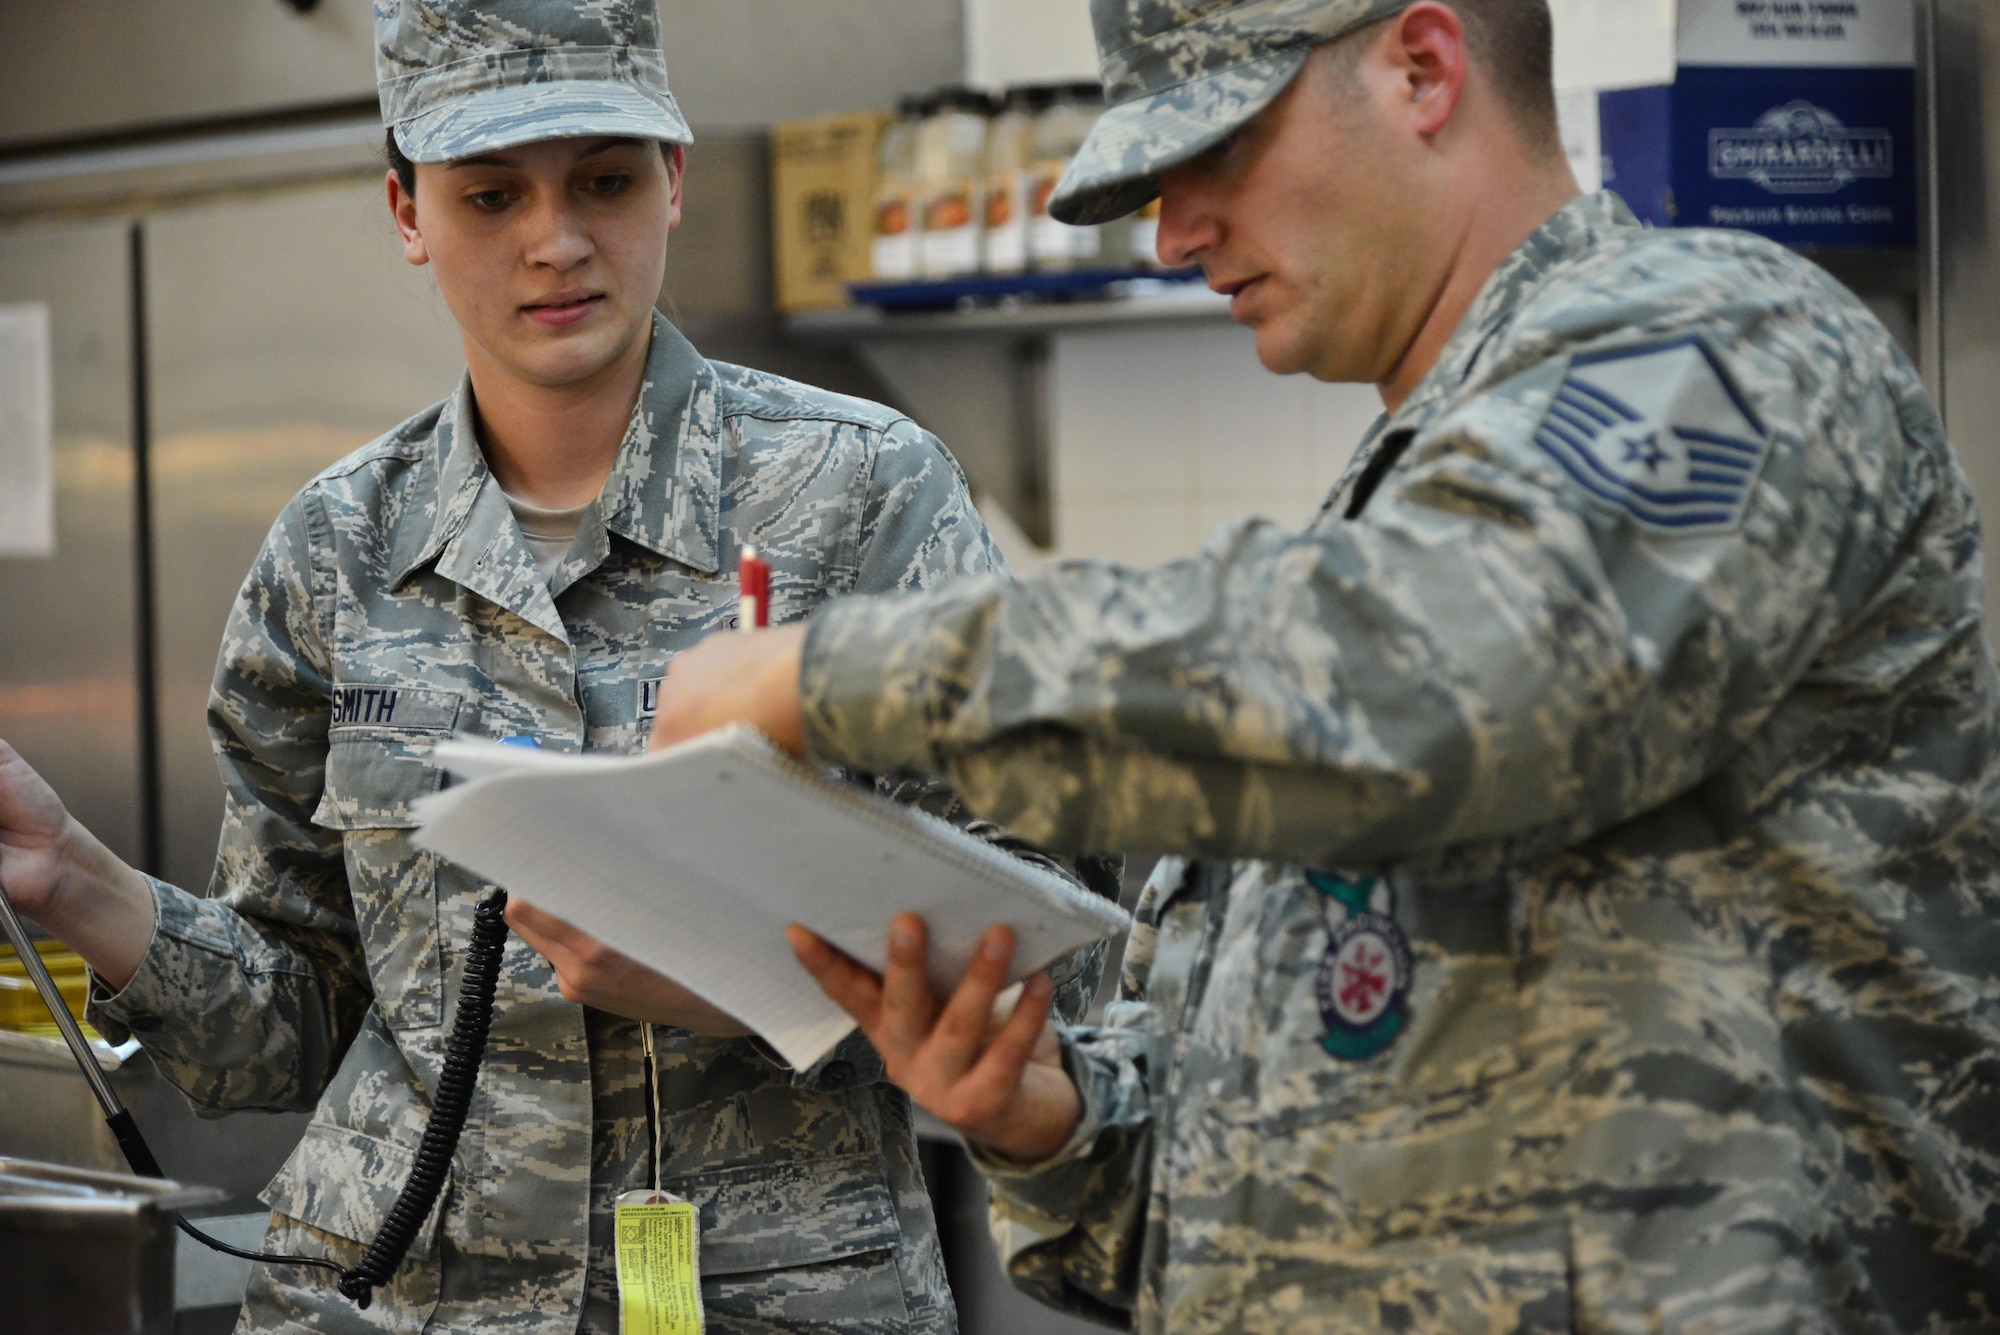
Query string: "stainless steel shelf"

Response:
xmin=780 ymin=281 xmax=1233 ymax=554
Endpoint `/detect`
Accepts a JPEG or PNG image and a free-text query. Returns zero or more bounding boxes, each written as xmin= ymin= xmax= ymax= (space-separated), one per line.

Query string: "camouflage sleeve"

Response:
xmin=794 ymin=420 xmax=1119 ymax=1090
xmin=972 ymin=1018 xmax=1152 ymax=1327
xmin=800 ymin=306 xmax=1935 ymax=873
xmin=88 ymin=491 xmax=371 ymax=1112
xmin=851 ymin=418 xmax=1129 ymax=978
xmin=961 ymin=859 xmax=1194 ymax=1325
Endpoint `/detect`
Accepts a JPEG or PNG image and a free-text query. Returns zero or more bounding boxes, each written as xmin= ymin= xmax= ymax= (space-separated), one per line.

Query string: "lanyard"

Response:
xmin=641 ymin=1021 xmax=661 ymax=1196
xmin=616 ymin=1021 xmax=703 ymax=1332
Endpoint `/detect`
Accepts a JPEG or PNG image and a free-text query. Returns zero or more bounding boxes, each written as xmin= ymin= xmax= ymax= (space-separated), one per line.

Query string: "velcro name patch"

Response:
xmin=1533 ymin=335 xmax=1770 ymax=535
xmin=330 ymin=684 xmax=460 ymax=733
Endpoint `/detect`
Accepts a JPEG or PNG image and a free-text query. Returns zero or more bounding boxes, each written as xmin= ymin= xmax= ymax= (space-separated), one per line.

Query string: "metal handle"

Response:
xmin=0 ymin=881 xmax=125 ymax=1119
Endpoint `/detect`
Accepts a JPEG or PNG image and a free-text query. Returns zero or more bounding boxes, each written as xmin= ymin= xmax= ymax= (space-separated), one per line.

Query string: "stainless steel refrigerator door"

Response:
xmin=0 ymin=220 xmax=144 ymax=868
xmin=144 ymin=179 xmax=467 ymax=894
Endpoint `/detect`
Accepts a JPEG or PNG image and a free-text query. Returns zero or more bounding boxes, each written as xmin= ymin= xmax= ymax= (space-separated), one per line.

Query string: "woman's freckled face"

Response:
xmin=396 ymin=136 xmax=681 ymax=393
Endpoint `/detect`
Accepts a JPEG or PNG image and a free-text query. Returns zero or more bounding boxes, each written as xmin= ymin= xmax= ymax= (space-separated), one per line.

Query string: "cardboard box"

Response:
xmin=770 ymin=111 xmax=891 ymax=313
xmin=1597 ymin=0 xmax=1915 ymax=249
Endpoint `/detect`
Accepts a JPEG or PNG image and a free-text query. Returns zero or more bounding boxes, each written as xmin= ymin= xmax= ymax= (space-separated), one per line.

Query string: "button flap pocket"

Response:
xmin=310 ymin=740 xmax=447 ymax=1027
xmin=313 ymin=736 xmax=445 ymax=830
xmin=674 ymin=1152 xmax=901 ymax=1277
xmin=259 ymin=1121 xmax=445 ymax=1257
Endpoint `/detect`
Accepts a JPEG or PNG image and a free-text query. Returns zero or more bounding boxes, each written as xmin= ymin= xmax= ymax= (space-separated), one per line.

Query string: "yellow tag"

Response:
xmin=614 ymin=1197 xmax=704 ymax=1335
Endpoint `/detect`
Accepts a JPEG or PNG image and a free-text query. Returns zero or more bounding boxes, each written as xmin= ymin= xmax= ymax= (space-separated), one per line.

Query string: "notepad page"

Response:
xmin=414 ymin=727 xmax=1129 ymax=1069
xmin=429 ymin=792 xmax=858 ymax=1064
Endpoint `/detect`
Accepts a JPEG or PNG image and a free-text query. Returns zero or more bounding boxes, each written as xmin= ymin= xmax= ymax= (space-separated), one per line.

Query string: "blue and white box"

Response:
xmin=1599 ymin=0 xmax=1915 ymax=248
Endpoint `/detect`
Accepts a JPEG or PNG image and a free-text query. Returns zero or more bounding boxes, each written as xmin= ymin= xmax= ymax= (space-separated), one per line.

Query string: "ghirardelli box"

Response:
xmin=1600 ymin=0 xmax=1915 ymax=248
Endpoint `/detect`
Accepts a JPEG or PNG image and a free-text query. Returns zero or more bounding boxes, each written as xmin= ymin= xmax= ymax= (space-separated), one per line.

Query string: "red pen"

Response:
xmin=739 ymin=544 xmax=771 ymax=630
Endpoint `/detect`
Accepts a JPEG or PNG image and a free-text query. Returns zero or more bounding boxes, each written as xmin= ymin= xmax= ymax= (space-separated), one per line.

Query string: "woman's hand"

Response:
xmin=0 ymin=738 xmax=154 ymax=989
xmin=0 ymin=738 xmax=76 ymax=921
xmin=505 ymin=896 xmax=753 ymax=1037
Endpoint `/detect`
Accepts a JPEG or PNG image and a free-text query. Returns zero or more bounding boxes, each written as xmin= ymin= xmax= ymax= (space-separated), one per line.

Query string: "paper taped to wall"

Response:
xmin=414 ymin=725 xmax=1131 ymax=1070
xmin=0 ymin=302 xmax=55 ymax=559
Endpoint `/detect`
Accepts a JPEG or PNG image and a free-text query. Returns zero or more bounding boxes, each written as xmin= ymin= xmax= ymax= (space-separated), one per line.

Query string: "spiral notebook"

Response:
xmin=412 ymin=725 xmax=1130 ymax=1069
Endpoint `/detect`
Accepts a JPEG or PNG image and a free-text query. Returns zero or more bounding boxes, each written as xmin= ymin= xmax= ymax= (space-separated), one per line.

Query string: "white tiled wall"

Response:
xmin=1042 ymin=322 xmax=1385 ymax=565
xmin=964 ymin=0 xmax=1098 ymax=89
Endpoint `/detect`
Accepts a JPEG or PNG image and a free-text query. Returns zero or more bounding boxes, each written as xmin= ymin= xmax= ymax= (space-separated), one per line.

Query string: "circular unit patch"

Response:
xmin=1314 ymin=908 xmax=1412 ymax=1061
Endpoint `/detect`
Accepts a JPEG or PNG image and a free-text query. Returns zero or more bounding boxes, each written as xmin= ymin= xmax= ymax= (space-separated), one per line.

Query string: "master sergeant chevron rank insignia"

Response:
xmin=1533 ymin=334 xmax=1771 ymax=535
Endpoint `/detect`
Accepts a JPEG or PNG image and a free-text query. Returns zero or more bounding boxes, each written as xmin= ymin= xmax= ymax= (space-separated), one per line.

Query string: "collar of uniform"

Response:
xmin=389 ymin=312 xmax=720 ymax=590
xmin=594 ymin=313 xmax=721 ymax=575
xmin=1383 ymin=190 xmax=1639 ymax=439
xmin=409 ymin=380 xmax=572 ymax=640
xmin=387 ymin=376 xmax=488 ymax=591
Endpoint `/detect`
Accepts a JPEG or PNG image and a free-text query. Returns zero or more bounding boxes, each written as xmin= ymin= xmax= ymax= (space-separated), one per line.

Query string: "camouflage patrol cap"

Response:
xmin=1049 ymin=0 xmax=1410 ymax=225
xmin=375 ymin=0 xmax=692 ymax=165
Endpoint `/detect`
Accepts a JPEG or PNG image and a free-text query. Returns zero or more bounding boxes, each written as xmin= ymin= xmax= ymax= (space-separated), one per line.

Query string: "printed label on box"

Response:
xmin=1678 ymin=0 xmax=1914 ymax=68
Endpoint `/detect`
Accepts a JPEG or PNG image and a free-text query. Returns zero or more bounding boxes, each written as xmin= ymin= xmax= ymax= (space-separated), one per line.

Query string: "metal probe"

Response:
xmin=0 ymin=882 xmax=119 ymax=1108
xmin=0 ymin=879 xmax=166 ymax=1176
xmin=0 ymin=873 xmax=484 ymax=1297
xmin=0 ymin=874 xmax=349 ymax=1280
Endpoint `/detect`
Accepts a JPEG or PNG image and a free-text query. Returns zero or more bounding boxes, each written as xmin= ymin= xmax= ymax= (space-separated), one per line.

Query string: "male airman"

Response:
xmin=649 ymin=1 xmax=2000 ymax=1330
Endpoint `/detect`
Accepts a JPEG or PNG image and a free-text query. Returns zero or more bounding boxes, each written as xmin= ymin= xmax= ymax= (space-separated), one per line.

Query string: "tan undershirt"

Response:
xmin=501 ymin=488 xmax=591 ymax=586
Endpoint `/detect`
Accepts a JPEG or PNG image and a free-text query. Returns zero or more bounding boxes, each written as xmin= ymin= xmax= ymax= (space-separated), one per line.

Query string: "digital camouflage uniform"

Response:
xmin=792 ymin=33 xmax=2000 ymax=1330
xmin=781 ymin=3 xmax=2000 ymax=1326
xmin=93 ymin=4 xmax=1119 ymax=1331
xmin=88 ymin=314 xmax=1111 ymax=1334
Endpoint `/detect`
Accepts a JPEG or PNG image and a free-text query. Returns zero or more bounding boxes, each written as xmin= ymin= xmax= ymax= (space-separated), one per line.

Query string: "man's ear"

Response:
xmin=387 ymin=168 xmax=430 ymax=266
xmin=1389 ymin=1 xmax=1469 ymax=140
xmin=664 ymin=143 xmax=686 ymax=233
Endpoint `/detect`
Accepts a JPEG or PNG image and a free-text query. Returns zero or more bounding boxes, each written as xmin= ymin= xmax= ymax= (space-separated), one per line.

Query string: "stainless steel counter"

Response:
xmin=0 ymin=1156 xmax=223 ymax=1335
xmin=0 ymin=1029 xmax=310 ymax=1330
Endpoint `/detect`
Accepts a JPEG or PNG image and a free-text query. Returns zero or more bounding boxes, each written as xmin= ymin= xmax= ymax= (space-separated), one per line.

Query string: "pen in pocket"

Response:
xmin=739 ymin=544 xmax=770 ymax=630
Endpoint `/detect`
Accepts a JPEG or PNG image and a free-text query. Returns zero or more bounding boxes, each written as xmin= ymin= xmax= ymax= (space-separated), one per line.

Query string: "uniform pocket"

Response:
xmin=245 ymin=1121 xmax=444 ymax=1334
xmin=674 ymin=1153 xmax=912 ymax=1331
xmin=312 ymin=735 xmax=447 ymax=1028
xmin=312 ymin=732 xmax=445 ymax=830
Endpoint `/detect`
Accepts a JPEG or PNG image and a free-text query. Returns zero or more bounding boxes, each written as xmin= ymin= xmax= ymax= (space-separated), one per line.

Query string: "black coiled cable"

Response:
xmin=3 ymin=864 xmax=513 ymax=1311
xmin=335 ymin=887 xmax=509 ymax=1309
xmin=117 ymin=888 xmax=511 ymax=1305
